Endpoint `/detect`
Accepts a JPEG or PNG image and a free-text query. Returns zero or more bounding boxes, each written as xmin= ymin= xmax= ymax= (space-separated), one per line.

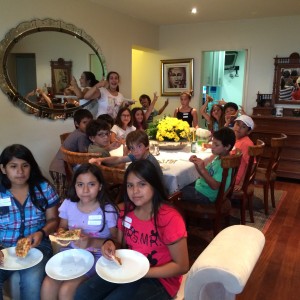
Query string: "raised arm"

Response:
xmin=89 ymin=155 xmax=130 ymax=167
xmin=69 ymin=76 xmax=84 ymax=98
xmin=200 ymin=95 xmax=212 ymax=123
xmin=144 ymin=92 xmax=159 ymax=121
xmin=36 ymin=88 xmax=53 ymax=109
xmin=84 ymin=78 xmax=106 ymax=100
xmin=157 ymin=98 xmax=169 ymax=115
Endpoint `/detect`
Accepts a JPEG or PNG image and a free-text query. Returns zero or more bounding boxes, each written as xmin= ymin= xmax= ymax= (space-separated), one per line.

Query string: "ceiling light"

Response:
xmin=191 ymin=8 xmax=197 ymax=14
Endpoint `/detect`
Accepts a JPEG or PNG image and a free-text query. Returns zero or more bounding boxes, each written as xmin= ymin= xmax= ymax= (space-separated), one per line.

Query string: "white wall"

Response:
xmin=0 ymin=0 xmax=158 ymax=177
xmin=1 ymin=0 xmax=300 ymax=178
xmin=157 ymin=16 xmax=300 ymax=116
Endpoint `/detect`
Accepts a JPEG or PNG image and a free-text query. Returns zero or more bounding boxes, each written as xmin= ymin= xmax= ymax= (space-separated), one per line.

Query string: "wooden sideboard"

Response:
xmin=250 ymin=114 xmax=300 ymax=180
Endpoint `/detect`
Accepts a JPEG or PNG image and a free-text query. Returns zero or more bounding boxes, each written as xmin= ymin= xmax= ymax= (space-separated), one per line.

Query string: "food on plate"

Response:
xmin=112 ymin=255 xmax=122 ymax=266
xmin=15 ymin=238 xmax=31 ymax=258
xmin=55 ymin=228 xmax=81 ymax=241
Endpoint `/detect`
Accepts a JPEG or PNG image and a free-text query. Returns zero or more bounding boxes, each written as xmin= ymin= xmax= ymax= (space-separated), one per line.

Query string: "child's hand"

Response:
xmin=89 ymin=158 xmax=102 ymax=165
xmin=165 ymin=98 xmax=169 ymax=106
xmin=153 ymin=92 xmax=158 ymax=102
xmin=239 ymin=105 xmax=246 ymax=115
xmin=234 ymin=184 xmax=242 ymax=192
xmin=97 ymin=77 xmax=107 ymax=89
xmin=70 ymin=76 xmax=78 ymax=87
xmin=101 ymin=240 xmax=116 ymax=261
xmin=189 ymin=155 xmax=198 ymax=162
xmin=218 ymin=98 xmax=226 ymax=106
xmin=0 ymin=250 xmax=4 ymax=265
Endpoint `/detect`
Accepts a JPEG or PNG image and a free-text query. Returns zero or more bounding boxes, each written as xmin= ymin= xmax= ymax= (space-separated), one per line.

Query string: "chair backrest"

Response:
xmin=60 ymin=132 xmax=71 ymax=144
xmin=98 ymin=164 xmax=125 ymax=187
xmin=265 ymin=133 xmax=287 ymax=177
xmin=60 ymin=146 xmax=104 ymax=183
xmin=241 ymin=139 xmax=265 ymax=190
xmin=98 ymin=164 xmax=126 ymax=203
xmin=215 ymin=149 xmax=243 ymax=210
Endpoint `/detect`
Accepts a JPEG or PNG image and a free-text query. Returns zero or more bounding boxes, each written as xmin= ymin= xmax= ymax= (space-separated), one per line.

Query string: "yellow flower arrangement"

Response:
xmin=155 ymin=117 xmax=190 ymax=142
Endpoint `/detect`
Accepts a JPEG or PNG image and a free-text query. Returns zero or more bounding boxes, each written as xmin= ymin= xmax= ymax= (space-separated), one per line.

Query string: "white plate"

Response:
xmin=96 ymin=249 xmax=150 ymax=283
xmin=45 ymin=249 xmax=94 ymax=280
xmin=0 ymin=247 xmax=43 ymax=271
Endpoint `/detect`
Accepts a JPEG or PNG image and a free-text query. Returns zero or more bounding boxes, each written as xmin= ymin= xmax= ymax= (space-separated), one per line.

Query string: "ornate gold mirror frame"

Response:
xmin=0 ymin=19 xmax=106 ymax=119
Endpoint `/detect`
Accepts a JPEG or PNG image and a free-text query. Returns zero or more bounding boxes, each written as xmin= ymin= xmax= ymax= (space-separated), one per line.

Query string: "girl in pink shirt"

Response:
xmin=75 ymin=160 xmax=189 ymax=300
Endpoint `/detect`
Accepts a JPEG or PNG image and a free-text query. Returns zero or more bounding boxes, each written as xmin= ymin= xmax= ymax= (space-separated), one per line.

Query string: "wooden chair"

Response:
xmin=174 ymin=150 xmax=242 ymax=237
xmin=254 ymin=133 xmax=287 ymax=215
xmin=98 ymin=164 xmax=126 ymax=203
xmin=231 ymin=139 xmax=265 ymax=224
xmin=60 ymin=132 xmax=71 ymax=144
xmin=60 ymin=146 xmax=103 ymax=185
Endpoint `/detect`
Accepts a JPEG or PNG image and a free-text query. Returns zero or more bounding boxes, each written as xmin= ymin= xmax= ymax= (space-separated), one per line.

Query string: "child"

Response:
xmin=174 ymin=91 xmax=198 ymax=127
xmin=140 ymin=93 xmax=169 ymax=124
xmin=49 ymin=109 xmax=93 ymax=199
xmin=74 ymin=160 xmax=189 ymax=300
xmin=110 ymin=107 xmax=136 ymax=145
xmin=41 ymin=163 xmax=119 ymax=300
xmin=223 ymin=102 xmax=239 ymax=128
xmin=86 ymin=119 xmax=121 ymax=156
xmin=200 ymin=94 xmax=225 ymax=132
xmin=97 ymin=113 xmax=115 ymax=128
xmin=181 ymin=127 xmax=236 ymax=204
xmin=0 ymin=144 xmax=59 ymax=300
xmin=232 ymin=115 xmax=254 ymax=190
xmin=131 ymin=107 xmax=148 ymax=130
xmin=89 ymin=130 xmax=165 ymax=186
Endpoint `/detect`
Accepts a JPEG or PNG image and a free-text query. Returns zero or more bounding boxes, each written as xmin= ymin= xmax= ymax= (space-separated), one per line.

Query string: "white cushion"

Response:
xmin=173 ymin=225 xmax=265 ymax=300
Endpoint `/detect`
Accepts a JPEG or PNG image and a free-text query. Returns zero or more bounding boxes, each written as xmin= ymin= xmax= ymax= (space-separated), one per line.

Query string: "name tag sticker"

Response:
xmin=123 ymin=216 xmax=132 ymax=229
xmin=88 ymin=215 xmax=102 ymax=225
xmin=0 ymin=197 xmax=12 ymax=207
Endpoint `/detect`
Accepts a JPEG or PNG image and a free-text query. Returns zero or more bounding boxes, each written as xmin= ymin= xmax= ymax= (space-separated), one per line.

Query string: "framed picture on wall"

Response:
xmin=50 ymin=58 xmax=72 ymax=95
xmin=161 ymin=58 xmax=193 ymax=96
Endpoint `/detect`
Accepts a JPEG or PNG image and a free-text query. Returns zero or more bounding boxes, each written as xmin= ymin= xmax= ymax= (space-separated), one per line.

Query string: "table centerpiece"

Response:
xmin=195 ymin=128 xmax=211 ymax=145
xmin=147 ymin=117 xmax=190 ymax=150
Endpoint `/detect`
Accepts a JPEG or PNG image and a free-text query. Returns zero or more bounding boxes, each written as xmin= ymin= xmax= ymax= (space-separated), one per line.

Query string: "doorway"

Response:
xmin=200 ymin=50 xmax=247 ymax=125
xmin=7 ymin=53 xmax=37 ymax=96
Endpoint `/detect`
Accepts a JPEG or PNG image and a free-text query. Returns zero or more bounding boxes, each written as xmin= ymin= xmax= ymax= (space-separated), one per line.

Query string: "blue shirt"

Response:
xmin=0 ymin=181 xmax=59 ymax=247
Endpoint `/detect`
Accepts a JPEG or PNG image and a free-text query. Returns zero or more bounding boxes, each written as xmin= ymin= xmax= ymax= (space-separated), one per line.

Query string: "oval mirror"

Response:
xmin=0 ymin=18 xmax=106 ymax=119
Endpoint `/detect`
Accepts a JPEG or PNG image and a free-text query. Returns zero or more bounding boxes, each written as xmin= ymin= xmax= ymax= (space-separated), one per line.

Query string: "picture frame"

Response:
xmin=161 ymin=58 xmax=193 ymax=96
xmin=50 ymin=58 xmax=72 ymax=95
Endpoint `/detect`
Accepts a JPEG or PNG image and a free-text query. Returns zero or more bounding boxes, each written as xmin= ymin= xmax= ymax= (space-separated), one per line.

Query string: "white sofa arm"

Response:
xmin=184 ymin=225 xmax=265 ymax=300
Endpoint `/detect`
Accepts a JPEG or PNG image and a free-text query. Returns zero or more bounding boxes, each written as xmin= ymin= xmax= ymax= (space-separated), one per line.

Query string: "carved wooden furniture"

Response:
xmin=254 ymin=134 xmax=287 ymax=215
xmin=175 ymin=150 xmax=242 ymax=237
xmin=250 ymin=116 xmax=300 ymax=179
xmin=252 ymin=52 xmax=300 ymax=179
xmin=231 ymin=140 xmax=265 ymax=224
xmin=51 ymin=58 xmax=72 ymax=95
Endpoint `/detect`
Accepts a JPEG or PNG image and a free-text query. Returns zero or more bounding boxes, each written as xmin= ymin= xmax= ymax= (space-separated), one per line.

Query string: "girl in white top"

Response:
xmin=84 ymin=71 xmax=126 ymax=119
xmin=111 ymin=107 xmax=136 ymax=145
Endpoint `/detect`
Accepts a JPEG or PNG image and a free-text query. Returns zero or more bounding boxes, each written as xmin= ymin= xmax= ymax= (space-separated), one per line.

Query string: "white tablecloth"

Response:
xmin=156 ymin=146 xmax=212 ymax=194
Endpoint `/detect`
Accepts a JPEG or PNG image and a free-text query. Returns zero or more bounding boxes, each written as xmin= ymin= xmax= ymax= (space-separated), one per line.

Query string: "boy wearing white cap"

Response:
xmin=292 ymin=77 xmax=300 ymax=100
xmin=232 ymin=115 xmax=254 ymax=190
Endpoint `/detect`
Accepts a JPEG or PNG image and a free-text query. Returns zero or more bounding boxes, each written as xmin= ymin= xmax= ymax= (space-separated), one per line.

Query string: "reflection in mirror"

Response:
xmin=274 ymin=52 xmax=300 ymax=105
xmin=0 ymin=19 xmax=106 ymax=119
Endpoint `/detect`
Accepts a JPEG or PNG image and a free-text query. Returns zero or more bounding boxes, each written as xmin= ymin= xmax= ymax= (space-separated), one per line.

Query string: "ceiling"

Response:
xmin=91 ymin=0 xmax=300 ymax=26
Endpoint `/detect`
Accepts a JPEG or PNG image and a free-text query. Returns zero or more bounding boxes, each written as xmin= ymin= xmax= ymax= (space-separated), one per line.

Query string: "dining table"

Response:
xmin=154 ymin=144 xmax=213 ymax=195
